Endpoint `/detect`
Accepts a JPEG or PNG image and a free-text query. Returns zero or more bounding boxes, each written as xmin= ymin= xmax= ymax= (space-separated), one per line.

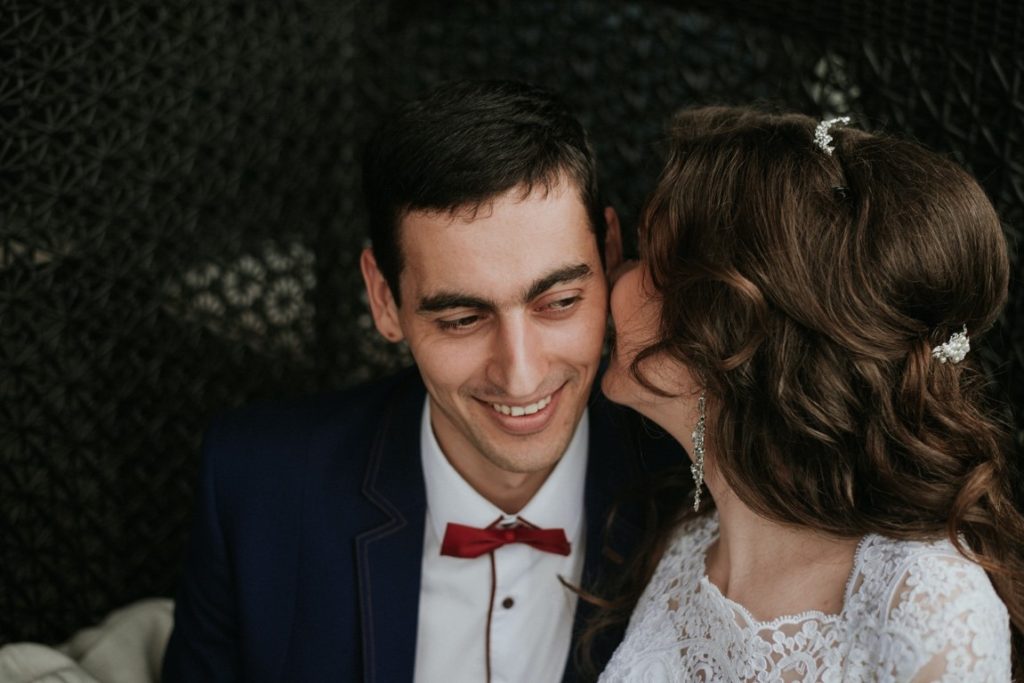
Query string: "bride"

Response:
xmin=593 ymin=106 xmax=1022 ymax=681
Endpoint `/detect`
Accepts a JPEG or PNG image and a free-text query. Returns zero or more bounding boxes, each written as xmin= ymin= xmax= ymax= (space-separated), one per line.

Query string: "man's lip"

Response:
xmin=488 ymin=393 xmax=553 ymax=416
xmin=475 ymin=384 xmax=566 ymax=435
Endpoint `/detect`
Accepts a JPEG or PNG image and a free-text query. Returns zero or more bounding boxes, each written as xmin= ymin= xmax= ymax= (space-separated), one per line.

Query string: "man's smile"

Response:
xmin=474 ymin=384 xmax=567 ymax=436
xmin=489 ymin=393 xmax=553 ymax=416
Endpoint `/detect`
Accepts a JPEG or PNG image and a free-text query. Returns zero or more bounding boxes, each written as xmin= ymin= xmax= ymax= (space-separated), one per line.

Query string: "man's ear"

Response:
xmin=603 ymin=206 xmax=623 ymax=278
xmin=359 ymin=247 xmax=405 ymax=343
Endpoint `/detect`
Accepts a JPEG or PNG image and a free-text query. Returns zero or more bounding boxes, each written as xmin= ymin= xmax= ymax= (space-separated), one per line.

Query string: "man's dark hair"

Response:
xmin=362 ymin=79 xmax=603 ymax=304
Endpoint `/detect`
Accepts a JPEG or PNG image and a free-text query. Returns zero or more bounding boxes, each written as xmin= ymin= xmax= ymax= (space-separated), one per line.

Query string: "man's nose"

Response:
xmin=488 ymin=315 xmax=547 ymax=398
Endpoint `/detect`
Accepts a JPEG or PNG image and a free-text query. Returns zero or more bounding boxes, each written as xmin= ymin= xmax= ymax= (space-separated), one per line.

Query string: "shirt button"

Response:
xmin=501 ymin=597 xmax=514 ymax=609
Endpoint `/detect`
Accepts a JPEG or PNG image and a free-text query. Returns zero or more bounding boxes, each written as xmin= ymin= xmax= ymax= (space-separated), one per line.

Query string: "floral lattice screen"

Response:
xmin=1 ymin=0 xmax=1021 ymax=644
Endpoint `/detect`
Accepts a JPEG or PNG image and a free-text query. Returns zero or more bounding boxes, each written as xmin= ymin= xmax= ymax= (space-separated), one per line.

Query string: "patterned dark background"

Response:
xmin=1 ymin=0 xmax=1021 ymax=645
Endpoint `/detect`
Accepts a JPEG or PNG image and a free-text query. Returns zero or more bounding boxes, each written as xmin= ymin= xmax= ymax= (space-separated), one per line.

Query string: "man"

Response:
xmin=163 ymin=80 xmax=677 ymax=682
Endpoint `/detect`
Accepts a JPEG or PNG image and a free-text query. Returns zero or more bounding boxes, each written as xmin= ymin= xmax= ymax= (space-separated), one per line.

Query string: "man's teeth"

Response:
xmin=491 ymin=395 xmax=552 ymax=417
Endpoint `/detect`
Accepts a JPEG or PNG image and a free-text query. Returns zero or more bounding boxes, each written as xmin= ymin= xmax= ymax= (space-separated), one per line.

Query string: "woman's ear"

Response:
xmin=359 ymin=247 xmax=405 ymax=342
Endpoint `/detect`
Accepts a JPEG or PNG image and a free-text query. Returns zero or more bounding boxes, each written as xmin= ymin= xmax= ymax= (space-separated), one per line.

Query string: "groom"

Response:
xmin=163 ymin=80 xmax=677 ymax=682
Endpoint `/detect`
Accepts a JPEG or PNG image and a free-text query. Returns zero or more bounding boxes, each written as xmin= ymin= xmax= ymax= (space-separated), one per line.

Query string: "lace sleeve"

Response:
xmin=884 ymin=552 xmax=1011 ymax=682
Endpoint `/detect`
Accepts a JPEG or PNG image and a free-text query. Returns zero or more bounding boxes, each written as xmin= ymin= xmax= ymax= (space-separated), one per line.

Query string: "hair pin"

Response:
xmin=932 ymin=325 xmax=970 ymax=364
xmin=814 ymin=116 xmax=851 ymax=156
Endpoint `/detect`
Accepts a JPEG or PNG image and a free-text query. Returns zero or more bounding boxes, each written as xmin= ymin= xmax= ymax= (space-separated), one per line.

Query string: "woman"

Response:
xmin=593 ymin=107 xmax=1023 ymax=681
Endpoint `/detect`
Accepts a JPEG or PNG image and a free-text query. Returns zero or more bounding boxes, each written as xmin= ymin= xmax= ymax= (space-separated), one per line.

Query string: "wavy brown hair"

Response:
xmin=579 ymin=106 xmax=1024 ymax=679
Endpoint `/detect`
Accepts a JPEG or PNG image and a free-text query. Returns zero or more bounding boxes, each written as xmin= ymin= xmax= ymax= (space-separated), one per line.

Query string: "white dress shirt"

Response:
xmin=413 ymin=399 xmax=588 ymax=683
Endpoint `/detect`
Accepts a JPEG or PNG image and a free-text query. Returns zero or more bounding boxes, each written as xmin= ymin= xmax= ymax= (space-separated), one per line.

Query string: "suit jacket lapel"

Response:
xmin=581 ymin=395 xmax=645 ymax=581
xmin=562 ymin=393 xmax=645 ymax=682
xmin=355 ymin=374 xmax=428 ymax=683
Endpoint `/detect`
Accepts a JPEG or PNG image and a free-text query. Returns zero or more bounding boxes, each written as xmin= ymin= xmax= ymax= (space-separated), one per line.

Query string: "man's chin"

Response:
xmin=474 ymin=420 xmax=578 ymax=475
xmin=480 ymin=443 xmax=570 ymax=476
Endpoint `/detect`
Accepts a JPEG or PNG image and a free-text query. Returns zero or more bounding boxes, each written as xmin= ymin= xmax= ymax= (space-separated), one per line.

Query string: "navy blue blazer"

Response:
xmin=163 ymin=367 xmax=679 ymax=682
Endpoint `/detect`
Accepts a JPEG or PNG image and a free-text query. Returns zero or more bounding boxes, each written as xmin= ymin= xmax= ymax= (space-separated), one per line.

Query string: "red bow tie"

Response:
xmin=440 ymin=521 xmax=571 ymax=559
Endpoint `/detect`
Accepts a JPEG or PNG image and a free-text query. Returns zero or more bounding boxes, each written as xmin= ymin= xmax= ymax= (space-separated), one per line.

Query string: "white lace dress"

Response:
xmin=600 ymin=513 xmax=1011 ymax=682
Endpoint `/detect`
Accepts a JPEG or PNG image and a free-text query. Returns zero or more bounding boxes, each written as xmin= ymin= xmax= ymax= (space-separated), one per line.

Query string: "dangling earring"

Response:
xmin=690 ymin=392 xmax=706 ymax=512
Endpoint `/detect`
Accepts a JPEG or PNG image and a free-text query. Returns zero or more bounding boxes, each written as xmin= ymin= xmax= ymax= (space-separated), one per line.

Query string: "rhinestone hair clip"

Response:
xmin=813 ymin=116 xmax=851 ymax=156
xmin=931 ymin=325 xmax=970 ymax=364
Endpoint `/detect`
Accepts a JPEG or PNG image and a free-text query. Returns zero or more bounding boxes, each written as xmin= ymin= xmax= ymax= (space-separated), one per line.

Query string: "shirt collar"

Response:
xmin=420 ymin=397 xmax=589 ymax=542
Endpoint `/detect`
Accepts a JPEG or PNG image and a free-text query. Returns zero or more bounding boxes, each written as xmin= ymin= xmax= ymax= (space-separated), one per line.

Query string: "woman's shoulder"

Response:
xmin=852 ymin=534 xmax=1004 ymax=612
xmin=847 ymin=534 xmax=1011 ymax=680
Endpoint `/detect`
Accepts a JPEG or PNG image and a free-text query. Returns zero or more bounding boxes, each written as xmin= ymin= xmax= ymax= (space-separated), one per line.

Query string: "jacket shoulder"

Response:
xmin=201 ymin=367 xmax=423 ymax=479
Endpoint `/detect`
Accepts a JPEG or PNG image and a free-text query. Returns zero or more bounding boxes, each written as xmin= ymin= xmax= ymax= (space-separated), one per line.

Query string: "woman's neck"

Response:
xmin=704 ymin=482 xmax=861 ymax=622
xmin=658 ymin=399 xmax=861 ymax=621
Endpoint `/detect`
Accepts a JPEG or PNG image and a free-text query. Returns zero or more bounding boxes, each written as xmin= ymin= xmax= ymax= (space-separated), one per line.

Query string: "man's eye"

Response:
xmin=543 ymin=296 xmax=581 ymax=312
xmin=437 ymin=315 xmax=480 ymax=331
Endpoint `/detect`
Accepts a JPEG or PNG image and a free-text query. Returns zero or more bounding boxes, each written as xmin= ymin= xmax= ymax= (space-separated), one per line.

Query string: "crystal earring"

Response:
xmin=690 ymin=392 xmax=707 ymax=512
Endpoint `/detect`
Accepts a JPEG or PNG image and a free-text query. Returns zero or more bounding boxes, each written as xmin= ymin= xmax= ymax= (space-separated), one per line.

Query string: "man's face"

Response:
xmin=364 ymin=181 xmax=609 ymax=485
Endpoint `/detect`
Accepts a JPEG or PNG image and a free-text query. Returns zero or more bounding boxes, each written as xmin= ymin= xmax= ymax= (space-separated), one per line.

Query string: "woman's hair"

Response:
xmin=579 ymin=106 xmax=1024 ymax=678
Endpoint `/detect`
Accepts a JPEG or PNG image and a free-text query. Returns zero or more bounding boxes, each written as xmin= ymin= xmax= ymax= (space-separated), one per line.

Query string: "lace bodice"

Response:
xmin=600 ymin=513 xmax=1011 ymax=682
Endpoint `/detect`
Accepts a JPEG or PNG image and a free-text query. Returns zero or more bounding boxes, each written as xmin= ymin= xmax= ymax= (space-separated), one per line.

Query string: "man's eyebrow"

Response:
xmin=523 ymin=263 xmax=593 ymax=302
xmin=417 ymin=292 xmax=495 ymax=313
